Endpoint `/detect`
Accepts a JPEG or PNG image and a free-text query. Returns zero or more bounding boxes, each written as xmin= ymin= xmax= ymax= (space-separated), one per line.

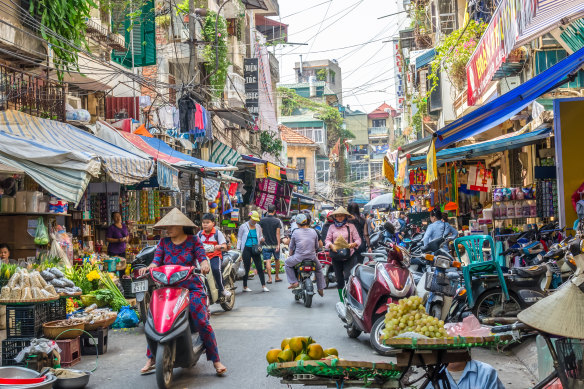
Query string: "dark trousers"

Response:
xmin=209 ymin=256 xmax=224 ymax=293
xmin=242 ymin=246 xmax=265 ymax=287
xmin=332 ymin=253 xmax=358 ymax=290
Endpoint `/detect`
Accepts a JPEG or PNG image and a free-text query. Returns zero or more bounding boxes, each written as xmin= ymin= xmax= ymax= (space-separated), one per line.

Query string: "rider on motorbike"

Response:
xmin=284 ymin=214 xmax=326 ymax=296
xmin=197 ymin=213 xmax=230 ymax=297
xmin=423 ymin=208 xmax=453 ymax=246
xmin=137 ymin=209 xmax=227 ymax=376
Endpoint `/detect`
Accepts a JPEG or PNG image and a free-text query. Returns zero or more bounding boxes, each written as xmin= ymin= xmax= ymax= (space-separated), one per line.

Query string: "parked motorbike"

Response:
xmin=203 ymin=252 xmax=238 ymax=311
xmin=139 ymin=265 xmax=206 ymax=389
xmin=336 ymin=244 xmax=416 ymax=355
xmin=292 ymin=259 xmax=317 ymax=308
xmin=130 ymin=246 xmax=156 ymax=324
xmin=317 ymin=250 xmax=336 ymax=289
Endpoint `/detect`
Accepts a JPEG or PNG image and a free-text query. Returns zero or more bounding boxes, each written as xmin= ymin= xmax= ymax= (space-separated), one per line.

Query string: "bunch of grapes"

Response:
xmin=382 ymin=295 xmax=448 ymax=339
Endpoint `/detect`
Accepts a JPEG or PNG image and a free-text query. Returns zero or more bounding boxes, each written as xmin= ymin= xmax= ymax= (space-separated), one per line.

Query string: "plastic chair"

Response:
xmin=454 ymin=235 xmax=509 ymax=308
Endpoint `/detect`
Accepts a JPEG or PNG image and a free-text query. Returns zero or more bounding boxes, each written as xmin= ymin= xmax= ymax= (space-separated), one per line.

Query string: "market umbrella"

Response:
xmin=364 ymin=193 xmax=394 ymax=213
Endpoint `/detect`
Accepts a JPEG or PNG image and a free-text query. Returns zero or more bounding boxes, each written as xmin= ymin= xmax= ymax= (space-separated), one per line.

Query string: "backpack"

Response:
xmin=198 ymin=230 xmax=219 ymax=244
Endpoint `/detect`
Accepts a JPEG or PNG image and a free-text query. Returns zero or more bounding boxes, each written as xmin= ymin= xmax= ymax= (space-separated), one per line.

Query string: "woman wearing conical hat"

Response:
xmin=138 ymin=208 xmax=227 ymax=376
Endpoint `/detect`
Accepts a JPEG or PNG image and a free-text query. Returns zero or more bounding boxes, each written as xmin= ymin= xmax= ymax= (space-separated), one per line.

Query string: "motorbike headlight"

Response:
xmin=169 ymin=270 xmax=190 ymax=285
xmin=434 ymin=256 xmax=451 ymax=269
xmin=152 ymin=270 xmax=168 ymax=285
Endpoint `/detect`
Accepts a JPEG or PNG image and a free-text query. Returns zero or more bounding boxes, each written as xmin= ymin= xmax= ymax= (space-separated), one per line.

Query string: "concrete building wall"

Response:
xmin=345 ymin=113 xmax=368 ymax=145
xmin=287 ymin=145 xmax=317 ymax=193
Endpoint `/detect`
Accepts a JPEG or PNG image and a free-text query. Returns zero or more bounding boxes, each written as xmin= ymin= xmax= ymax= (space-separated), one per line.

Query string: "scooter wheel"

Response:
xmin=156 ymin=342 xmax=175 ymax=389
xmin=370 ymin=316 xmax=397 ymax=356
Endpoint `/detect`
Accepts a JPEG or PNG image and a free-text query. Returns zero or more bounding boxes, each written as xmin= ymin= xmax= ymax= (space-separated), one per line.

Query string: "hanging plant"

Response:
xmin=29 ymin=0 xmax=97 ymax=80
xmin=202 ymin=11 xmax=229 ymax=97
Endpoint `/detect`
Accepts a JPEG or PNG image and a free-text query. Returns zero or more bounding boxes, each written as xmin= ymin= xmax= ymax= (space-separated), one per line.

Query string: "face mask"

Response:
xmin=334 ymin=219 xmax=347 ymax=227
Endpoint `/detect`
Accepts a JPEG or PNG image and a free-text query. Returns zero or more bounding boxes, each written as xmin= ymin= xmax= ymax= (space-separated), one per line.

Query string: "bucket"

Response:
xmin=103 ymin=259 xmax=117 ymax=272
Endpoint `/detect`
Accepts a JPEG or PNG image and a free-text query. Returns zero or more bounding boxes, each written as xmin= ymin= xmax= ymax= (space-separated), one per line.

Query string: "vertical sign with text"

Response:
xmin=244 ymin=58 xmax=259 ymax=116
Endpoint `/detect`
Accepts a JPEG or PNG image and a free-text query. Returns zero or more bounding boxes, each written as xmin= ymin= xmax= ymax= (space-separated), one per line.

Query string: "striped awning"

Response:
xmin=515 ymin=0 xmax=584 ymax=47
xmin=211 ymin=141 xmax=241 ymax=167
xmin=0 ymin=110 xmax=154 ymax=203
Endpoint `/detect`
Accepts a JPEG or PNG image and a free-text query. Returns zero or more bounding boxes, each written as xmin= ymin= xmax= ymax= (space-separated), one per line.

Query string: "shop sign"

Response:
xmin=254 ymin=178 xmax=292 ymax=215
xmin=298 ymin=169 xmax=305 ymax=182
xmin=266 ymin=162 xmax=281 ymax=180
xmin=244 ymin=58 xmax=259 ymax=115
xmin=466 ymin=0 xmax=537 ymax=106
xmin=393 ymin=41 xmax=405 ymax=109
xmin=255 ymin=163 xmax=266 ymax=178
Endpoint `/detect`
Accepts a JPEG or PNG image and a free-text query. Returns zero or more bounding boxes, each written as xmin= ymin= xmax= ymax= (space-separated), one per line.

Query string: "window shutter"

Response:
xmin=111 ymin=0 xmax=156 ymax=68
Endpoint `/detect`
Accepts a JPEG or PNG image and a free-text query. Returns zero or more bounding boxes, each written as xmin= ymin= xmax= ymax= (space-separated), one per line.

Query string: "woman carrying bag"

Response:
xmin=237 ymin=211 xmax=269 ymax=292
xmin=324 ymin=206 xmax=362 ymax=301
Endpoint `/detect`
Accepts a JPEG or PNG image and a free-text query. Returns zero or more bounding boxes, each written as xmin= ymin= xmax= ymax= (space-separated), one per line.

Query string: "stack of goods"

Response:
xmin=40 ymin=268 xmax=82 ymax=296
xmin=0 ymin=269 xmax=59 ymax=301
xmin=153 ymin=190 xmax=161 ymax=220
xmin=127 ymin=190 xmax=139 ymax=222
xmin=492 ymin=187 xmax=537 ymax=220
xmin=536 ymin=179 xmax=558 ymax=218
xmin=70 ymin=305 xmax=117 ymax=329
xmin=381 ymin=296 xmax=448 ymax=340
xmin=90 ymin=193 xmax=108 ymax=224
xmin=266 ymin=337 xmax=339 ymax=363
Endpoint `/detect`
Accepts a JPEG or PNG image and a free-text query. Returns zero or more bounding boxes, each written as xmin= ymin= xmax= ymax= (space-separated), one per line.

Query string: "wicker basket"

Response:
xmin=43 ymin=319 xmax=85 ymax=339
xmin=85 ymin=315 xmax=117 ymax=331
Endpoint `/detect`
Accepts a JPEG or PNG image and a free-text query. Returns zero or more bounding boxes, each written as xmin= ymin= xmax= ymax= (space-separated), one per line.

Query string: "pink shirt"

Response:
xmin=325 ymin=223 xmax=362 ymax=256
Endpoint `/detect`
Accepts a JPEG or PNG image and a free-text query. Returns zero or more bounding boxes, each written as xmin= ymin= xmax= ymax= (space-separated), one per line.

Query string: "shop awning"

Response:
xmin=292 ymin=192 xmax=315 ymax=205
xmin=515 ymin=0 xmax=584 ymax=48
xmin=0 ymin=110 xmax=154 ymax=203
xmin=415 ymin=49 xmax=436 ymax=70
xmin=436 ymin=46 xmax=584 ymax=149
xmin=411 ymin=125 xmax=553 ymax=167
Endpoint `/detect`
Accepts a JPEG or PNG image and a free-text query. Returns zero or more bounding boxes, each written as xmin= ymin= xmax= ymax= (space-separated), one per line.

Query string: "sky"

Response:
xmin=271 ymin=0 xmax=409 ymax=113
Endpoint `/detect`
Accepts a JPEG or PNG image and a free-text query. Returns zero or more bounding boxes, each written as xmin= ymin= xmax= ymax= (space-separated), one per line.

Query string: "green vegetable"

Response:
xmin=0 ymin=263 xmax=18 ymax=282
xmin=64 ymin=262 xmax=100 ymax=295
xmin=90 ymin=289 xmax=127 ymax=311
xmin=98 ymin=271 xmax=129 ymax=312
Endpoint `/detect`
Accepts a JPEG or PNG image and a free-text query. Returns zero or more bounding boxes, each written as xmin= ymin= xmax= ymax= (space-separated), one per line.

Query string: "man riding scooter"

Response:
xmin=284 ymin=214 xmax=326 ymax=296
xmin=197 ymin=213 xmax=231 ymax=298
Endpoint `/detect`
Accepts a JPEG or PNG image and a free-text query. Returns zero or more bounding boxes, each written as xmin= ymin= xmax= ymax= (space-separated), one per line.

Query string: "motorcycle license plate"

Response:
xmin=131 ymin=280 xmax=148 ymax=293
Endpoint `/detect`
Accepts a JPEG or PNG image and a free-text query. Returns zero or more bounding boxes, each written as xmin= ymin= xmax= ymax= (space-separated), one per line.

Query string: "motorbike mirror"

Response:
xmin=424 ymin=254 xmax=434 ymax=262
xmin=452 ymin=261 xmax=462 ymax=268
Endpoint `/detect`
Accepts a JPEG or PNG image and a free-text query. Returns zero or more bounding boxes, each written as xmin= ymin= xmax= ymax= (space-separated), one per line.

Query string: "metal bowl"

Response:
xmin=0 ymin=367 xmax=57 ymax=389
xmin=53 ymin=370 xmax=91 ymax=389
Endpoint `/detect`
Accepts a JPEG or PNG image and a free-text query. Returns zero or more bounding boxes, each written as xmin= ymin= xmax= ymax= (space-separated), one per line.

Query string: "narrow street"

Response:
xmin=77 ymin=279 xmax=537 ymax=389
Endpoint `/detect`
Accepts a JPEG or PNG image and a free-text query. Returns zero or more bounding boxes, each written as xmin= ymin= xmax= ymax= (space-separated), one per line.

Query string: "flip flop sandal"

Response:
xmin=267 ymin=280 xmax=272 ymax=284
xmin=140 ymin=365 xmax=156 ymax=375
xmin=216 ymin=367 xmax=227 ymax=376
xmin=275 ymin=279 xmax=283 ymax=282
xmin=287 ymin=284 xmax=299 ymax=289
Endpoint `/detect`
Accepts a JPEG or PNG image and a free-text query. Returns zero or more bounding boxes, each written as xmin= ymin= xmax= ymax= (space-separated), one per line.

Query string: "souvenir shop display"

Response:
xmin=536 ymin=179 xmax=558 ymax=219
xmin=492 ymin=186 xmax=538 ymax=221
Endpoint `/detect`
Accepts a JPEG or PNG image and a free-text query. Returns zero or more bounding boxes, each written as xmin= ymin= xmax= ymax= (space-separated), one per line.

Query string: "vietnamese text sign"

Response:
xmin=466 ymin=0 xmax=537 ymax=105
xmin=244 ymin=58 xmax=259 ymax=115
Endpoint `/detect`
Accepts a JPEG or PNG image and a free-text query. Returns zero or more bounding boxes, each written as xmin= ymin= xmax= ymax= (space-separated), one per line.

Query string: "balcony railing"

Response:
xmin=85 ymin=18 xmax=126 ymax=51
xmin=226 ymin=72 xmax=245 ymax=108
xmin=368 ymin=127 xmax=389 ymax=136
xmin=0 ymin=64 xmax=65 ymax=121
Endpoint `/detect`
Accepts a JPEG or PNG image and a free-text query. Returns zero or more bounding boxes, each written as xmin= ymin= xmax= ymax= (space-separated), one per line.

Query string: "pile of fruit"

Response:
xmin=382 ymin=296 xmax=448 ymax=340
xmin=266 ymin=337 xmax=339 ymax=363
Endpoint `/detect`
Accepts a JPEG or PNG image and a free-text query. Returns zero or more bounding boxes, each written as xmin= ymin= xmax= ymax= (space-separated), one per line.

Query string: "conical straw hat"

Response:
xmin=330 ymin=206 xmax=351 ymax=217
xmin=518 ymin=275 xmax=584 ymax=338
xmin=154 ymin=208 xmax=196 ymax=228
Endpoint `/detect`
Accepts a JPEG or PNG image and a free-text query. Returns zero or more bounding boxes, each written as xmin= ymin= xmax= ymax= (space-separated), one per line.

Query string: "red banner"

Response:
xmin=466 ymin=0 xmax=538 ymax=106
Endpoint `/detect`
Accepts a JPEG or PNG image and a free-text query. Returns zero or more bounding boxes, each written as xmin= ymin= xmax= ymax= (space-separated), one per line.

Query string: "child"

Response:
xmin=198 ymin=213 xmax=230 ymax=297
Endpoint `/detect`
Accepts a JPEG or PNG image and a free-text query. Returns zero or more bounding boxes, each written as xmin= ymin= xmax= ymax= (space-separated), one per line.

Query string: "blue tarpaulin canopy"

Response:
xmin=410 ymin=125 xmax=553 ymax=168
xmin=436 ymin=46 xmax=584 ymax=149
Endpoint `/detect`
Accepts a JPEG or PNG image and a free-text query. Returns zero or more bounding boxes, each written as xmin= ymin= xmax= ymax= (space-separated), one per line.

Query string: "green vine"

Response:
xmin=411 ymin=94 xmax=427 ymax=136
xmin=278 ymin=87 xmax=353 ymax=148
xmin=427 ymin=20 xmax=487 ymax=92
xmin=202 ymin=11 xmax=229 ymax=97
xmin=316 ymin=69 xmax=328 ymax=81
xmin=260 ymin=131 xmax=283 ymax=156
xmin=29 ymin=0 xmax=97 ymax=80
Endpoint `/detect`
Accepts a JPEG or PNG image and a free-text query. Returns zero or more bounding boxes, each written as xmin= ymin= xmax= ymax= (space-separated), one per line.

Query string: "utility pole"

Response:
xmin=188 ymin=0 xmax=197 ymax=83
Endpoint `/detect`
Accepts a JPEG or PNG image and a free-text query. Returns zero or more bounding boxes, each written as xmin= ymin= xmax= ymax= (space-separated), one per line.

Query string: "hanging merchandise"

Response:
xmin=256 ymin=163 xmax=267 ymax=178
xmin=425 ymin=138 xmax=438 ymax=184
xmin=267 ymin=162 xmax=281 ymax=180
xmin=34 ymin=217 xmax=49 ymax=245
xmin=178 ymin=95 xmax=196 ymax=133
xmin=468 ymin=163 xmax=493 ymax=192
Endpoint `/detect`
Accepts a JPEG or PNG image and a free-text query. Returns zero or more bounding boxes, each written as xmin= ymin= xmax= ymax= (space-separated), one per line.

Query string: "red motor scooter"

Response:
xmin=317 ymin=250 xmax=336 ymax=288
xmin=137 ymin=265 xmax=206 ymax=389
xmin=336 ymin=244 xmax=416 ymax=356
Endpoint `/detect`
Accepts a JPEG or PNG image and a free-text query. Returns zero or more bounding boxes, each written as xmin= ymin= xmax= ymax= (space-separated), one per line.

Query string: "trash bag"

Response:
xmin=34 ymin=217 xmax=49 ymax=245
xmin=112 ymin=306 xmax=139 ymax=329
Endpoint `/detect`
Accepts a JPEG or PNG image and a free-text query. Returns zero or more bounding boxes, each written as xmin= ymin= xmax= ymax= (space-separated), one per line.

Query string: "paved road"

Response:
xmin=77 ymin=276 xmax=537 ymax=389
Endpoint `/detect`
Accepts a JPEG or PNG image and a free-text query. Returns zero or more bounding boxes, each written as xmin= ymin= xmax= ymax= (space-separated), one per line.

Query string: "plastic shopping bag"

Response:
xmin=112 ymin=306 xmax=139 ymax=328
xmin=34 ymin=217 xmax=49 ymax=245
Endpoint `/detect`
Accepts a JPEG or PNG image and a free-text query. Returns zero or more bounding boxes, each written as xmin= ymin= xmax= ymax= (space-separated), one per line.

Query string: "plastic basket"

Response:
xmin=425 ymin=271 xmax=457 ymax=296
xmin=6 ymin=304 xmax=47 ymax=338
xmin=46 ymin=299 xmax=66 ymax=322
xmin=555 ymin=338 xmax=584 ymax=387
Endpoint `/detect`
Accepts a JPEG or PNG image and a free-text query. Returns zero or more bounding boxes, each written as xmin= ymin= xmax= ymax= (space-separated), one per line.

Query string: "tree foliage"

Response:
xmin=202 ymin=11 xmax=229 ymax=97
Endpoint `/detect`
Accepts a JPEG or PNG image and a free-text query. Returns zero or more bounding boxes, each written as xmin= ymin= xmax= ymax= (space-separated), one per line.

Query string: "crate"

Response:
xmin=81 ymin=327 xmax=108 ymax=355
xmin=47 ymin=299 xmax=66 ymax=322
xmin=6 ymin=304 xmax=47 ymax=338
xmin=56 ymin=337 xmax=80 ymax=367
xmin=1 ymin=338 xmax=31 ymax=366
xmin=121 ymin=277 xmax=136 ymax=299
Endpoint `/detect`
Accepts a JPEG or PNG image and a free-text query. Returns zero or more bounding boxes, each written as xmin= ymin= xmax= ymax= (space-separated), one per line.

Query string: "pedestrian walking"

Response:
xmin=237 ymin=211 xmax=269 ymax=292
xmin=325 ymin=206 xmax=361 ymax=301
xmin=347 ymin=203 xmax=368 ymax=262
xmin=259 ymin=204 xmax=283 ymax=283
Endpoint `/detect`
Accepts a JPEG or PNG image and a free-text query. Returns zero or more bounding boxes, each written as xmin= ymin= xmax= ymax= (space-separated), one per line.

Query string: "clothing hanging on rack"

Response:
xmin=178 ymin=95 xmax=196 ymax=133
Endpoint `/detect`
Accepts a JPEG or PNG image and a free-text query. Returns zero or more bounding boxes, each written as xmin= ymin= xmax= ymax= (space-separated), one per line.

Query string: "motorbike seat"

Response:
xmin=221 ymin=256 xmax=231 ymax=270
xmin=294 ymin=259 xmax=316 ymax=270
xmin=355 ymin=265 xmax=376 ymax=292
xmin=510 ymin=264 xmax=547 ymax=277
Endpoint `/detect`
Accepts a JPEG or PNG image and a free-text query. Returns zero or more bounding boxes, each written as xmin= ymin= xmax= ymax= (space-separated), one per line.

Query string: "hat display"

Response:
xmin=249 ymin=211 xmax=261 ymax=222
xmin=154 ymin=208 xmax=196 ymax=228
xmin=330 ymin=206 xmax=351 ymax=217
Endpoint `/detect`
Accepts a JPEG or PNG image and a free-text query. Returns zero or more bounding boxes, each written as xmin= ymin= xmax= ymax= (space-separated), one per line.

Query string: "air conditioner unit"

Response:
xmin=67 ymin=96 xmax=82 ymax=109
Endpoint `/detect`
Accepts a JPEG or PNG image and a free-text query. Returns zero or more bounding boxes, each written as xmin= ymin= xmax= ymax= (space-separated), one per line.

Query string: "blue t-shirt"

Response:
xmin=245 ymin=229 xmax=258 ymax=247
